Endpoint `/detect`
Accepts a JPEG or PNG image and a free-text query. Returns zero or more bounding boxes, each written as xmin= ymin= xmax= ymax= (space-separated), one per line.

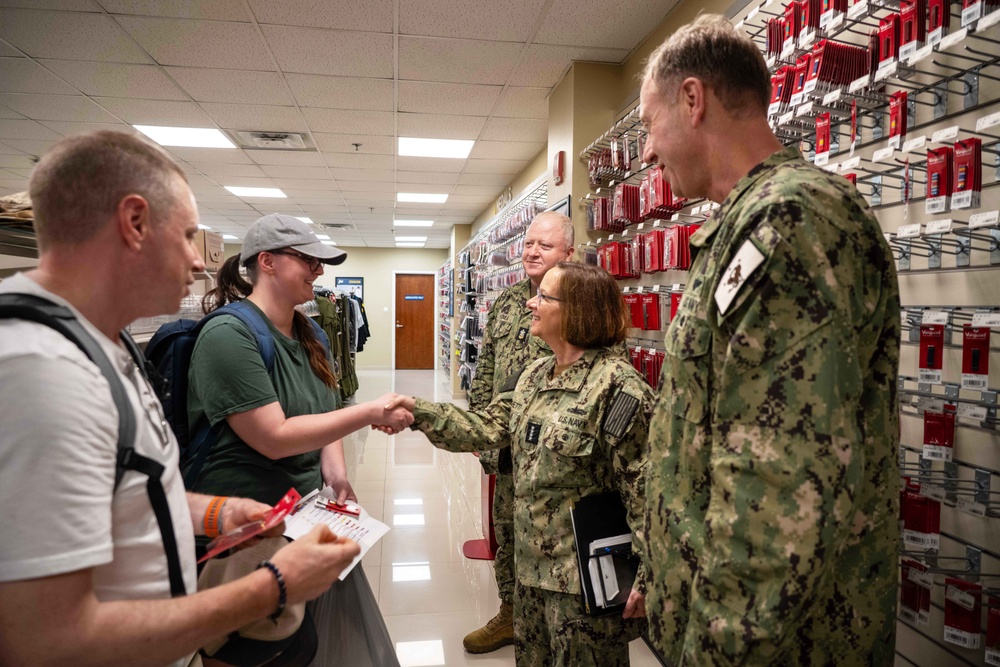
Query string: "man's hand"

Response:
xmin=269 ymin=525 xmax=361 ymax=604
xmin=219 ymin=497 xmax=286 ymax=549
xmin=369 ymin=393 xmax=414 ymax=433
xmin=384 ymin=394 xmax=416 ymax=412
xmin=622 ymin=589 xmax=646 ymax=619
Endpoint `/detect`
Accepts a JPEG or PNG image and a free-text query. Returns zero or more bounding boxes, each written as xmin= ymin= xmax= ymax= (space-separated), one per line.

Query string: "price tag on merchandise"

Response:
xmin=925 ymin=197 xmax=947 ymax=215
xmin=790 ymin=91 xmax=805 ymax=107
xmin=814 ymin=152 xmax=830 ymax=165
xmin=924 ymin=219 xmax=954 ymax=235
xmin=946 ymin=585 xmax=978 ymax=611
xmin=928 ymin=27 xmax=944 ymax=48
xmin=652 ymin=284 xmax=660 ymax=292
xmin=736 ymin=19 xmax=745 ymax=30
xmin=766 ymin=55 xmax=777 ymax=69
xmin=840 ymin=156 xmax=860 ymax=171
xmin=907 ymin=568 xmax=935 ymax=589
xmin=980 ymin=7 xmax=1000 ymax=30
xmin=822 ymin=161 xmax=839 ymax=171
xmin=897 ymin=223 xmax=922 ymax=238
xmin=921 ymin=310 xmax=949 ymax=324
xmin=873 ymin=146 xmax=894 ymax=162
xmin=956 ymin=496 xmax=987 ymax=518
xmin=919 ymin=484 xmax=947 ymax=502
xmin=849 ymin=75 xmax=870 ymax=93
xmin=899 ymin=42 xmax=918 ymax=62
xmin=939 ymin=28 xmax=969 ymax=51
xmin=781 ymin=38 xmax=795 ymax=59
xmin=972 ymin=311 xmax=1000 ymax=327
xmin=804 ymin=78 xmax=818 ymax=94
xmin=969 ymin=210 xmax=1000 ymax=229
xmin=823 ymin=89 xmax=842 ymax=106
xmin=908 ymin=44 xmax=934 ymax=66
xmin=748 ymin=5 xmax=760 ymax=20
xmin=944 ymin=626 xmax=980 ymax=649
xmin=902 ymin=135 xmax=927 ymax=153
xmin=977 ymin=111 xmax=1000 ymax=132
xmin=778 ymin=111 xmax=794 ymax=126
xmin=799 ymin=30 xmax=816 ymax=49
xmin=847 ymin=0 xmax=868 ymax=19
xmin=916 ymin=396 xmax=946 ymax=413
xmin=875 ymin=60 xmax=898 ymax=82
xmin=962 ymin=1 xmax=984 ymax=26
xmin=958 ymin=403 xmax=989 ymax=421
xmin=933 ymin=125 xmax=960 ymax=143
xmin=796 ymin=101 xmax=814 ymax=117
xmin=830 ymin=11 xmax=845 ymax=29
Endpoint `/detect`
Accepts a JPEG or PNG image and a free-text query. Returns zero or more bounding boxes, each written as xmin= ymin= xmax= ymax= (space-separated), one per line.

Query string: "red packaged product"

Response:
xmin=879 ymin=13 xmax=901 ymax=62
xmin=943 ymin=578 xmax=982 ymax=650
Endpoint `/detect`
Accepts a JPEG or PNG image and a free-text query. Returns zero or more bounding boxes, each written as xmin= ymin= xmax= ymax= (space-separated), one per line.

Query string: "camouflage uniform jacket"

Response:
xmin=414 ymin=347 xmax=654 ymax=595
xmin=468 ymin=278 xmax=552 ymax=474
xmin=644 ymin=146 xmax=901 ymax=666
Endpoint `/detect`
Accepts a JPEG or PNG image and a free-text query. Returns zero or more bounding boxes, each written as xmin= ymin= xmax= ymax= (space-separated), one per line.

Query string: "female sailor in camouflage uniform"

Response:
xmin=389 ymin=262 xmax=653 ymax=667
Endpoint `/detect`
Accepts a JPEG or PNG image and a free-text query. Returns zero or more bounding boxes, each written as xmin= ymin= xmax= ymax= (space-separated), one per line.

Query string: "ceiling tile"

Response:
xmin=2 ymin=0 xmax=102 ymax=9
xmin=41 ymin=60 xmax=188 ymax=100
xmin=452 ymin=184 xmax=499 ymax=196
xmin=447 ymin=193 xmax=494 ymax=204
xmin=97 ymin=0 xmax=248 ymax=20
xmin=313 ymin=133 xmax=393 ymax=155
xmin=464 ymin=158 xmax=524 ymax=174
xmin=397 ymin=81 xmax=501 ymax=116
xmin=286 ymin=74 xmax=392 ymax=111
xmin=187 ymin=162 xmax=266 ymax=178
xmin=200 ymin=103 xmax=305 ymax=131
xmin=331 ymin=180 xmax=390 ymax=193
xmin=331 ymin=168 xmax=394 ymax=182
xmin=392 ymin=182 xmax=452 ymax=194
xmin=493 ymin=86 xmax=549 ymax=119
xmin=323 ymin=152 xmax=393 ymax=170
xmin=0 ymin=153 xmax=35 ymax=169
xmin=166 ymin=147 xmax=253 ymax=164
xmin=247 ymin=0 xmax=392 ymax=33
xmin=166 ymin=67 xmax=293 ymax=105
xmin=0 ymin=119 xmax=62 ymax=140
xmin=0 ymin=39 xmax=20 ymax=57
xmin=481 ymin=117 xmax=547 ymax=143
xmin=396 ymin=170 xmax=459 ymax=185
xmin=340 ymin=191 xmax=394 ymax=202
xmin=0 ymin=139 xmax=58 ymax=156
xmin=260 ymin=165 xmax=332 ymax=180
xmin=247 ymin=149 xmax=325 ymax=166
xmin=397 ymin=112 xmax=485 ymax=141
xmin=302 ymin=108 xmax=393 ymax=135
xmin=262 ymin=25 xmax=392 ymax=78
xmin=394 ymin=206 xmax=443 ymax=217
xmin=0 ymin=93 xmax=121 ymax=123
xmin=0 ymin=9 xmax=152 ymax=63
xmin=396 ymin=155 xmax=465 ymax=173
xmin=469 ymin=140 xmax=543 ymax=161
xmin=399 ymin=36 xmax=521 ymax=85
xmin=38 ymin=120 xmax=134 ymax=136
xmin=118 ymin=16 xmax=274 ymax=70
xmin=0 ymin=57 xmax=83 ymax=95
xmin=0 ymin=105 xmax=23 ymax=119
xmin=458 ymin=172 xmax=512 ymax=187
xmin=509 ymin=44 xmax=628 ymax=88
xmin=534 ymin=0 xmax=682 ymax=50
xmin=399 ymin=0 xmax=544 ymax=41
xmin=93 ymin=97 xmax=213 ymax=125
xmin=3 ymin=167 xmax=33 ymax=178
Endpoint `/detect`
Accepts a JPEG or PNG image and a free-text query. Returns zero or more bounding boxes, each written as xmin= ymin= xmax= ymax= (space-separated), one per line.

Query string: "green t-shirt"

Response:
xmin=187 ymin=301 xmax=339 ymax=505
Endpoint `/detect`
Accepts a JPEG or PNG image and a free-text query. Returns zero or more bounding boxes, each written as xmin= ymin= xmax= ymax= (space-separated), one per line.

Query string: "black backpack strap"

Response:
xmin=0 ymin=293 xmax=186 ymax=597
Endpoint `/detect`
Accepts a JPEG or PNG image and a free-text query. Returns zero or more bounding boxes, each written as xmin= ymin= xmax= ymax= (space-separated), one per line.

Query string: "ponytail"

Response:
xmin=202 ymin=254 xmax=252 ymax=314
xmin=293 ymin=310 xmax=338 ymax=389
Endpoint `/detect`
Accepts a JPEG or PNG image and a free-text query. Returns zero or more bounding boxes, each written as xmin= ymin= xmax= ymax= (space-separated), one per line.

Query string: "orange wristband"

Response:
xmin=204 ymin=496 xmax=229 ymax=538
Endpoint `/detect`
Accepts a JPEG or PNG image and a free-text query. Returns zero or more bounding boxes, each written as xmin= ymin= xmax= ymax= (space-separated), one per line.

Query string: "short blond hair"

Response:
xmin=529 ymin=211 xmax=574 ymax=249
xmin=643 ymin=14 xmax=771 ymax=115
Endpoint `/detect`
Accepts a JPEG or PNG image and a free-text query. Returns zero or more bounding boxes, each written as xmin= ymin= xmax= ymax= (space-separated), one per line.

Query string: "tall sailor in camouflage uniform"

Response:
xmin=638 ymin=15 xmax=901 ymax=666
xmin=389 ymin=262 xmax=652 ymax=666
xmin=461 ymin=211 xmax=575 ymax=653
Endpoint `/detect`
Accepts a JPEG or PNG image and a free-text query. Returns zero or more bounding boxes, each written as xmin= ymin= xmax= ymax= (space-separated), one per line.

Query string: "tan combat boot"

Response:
xmin=462 ymin=602 xmax=514 ymax=653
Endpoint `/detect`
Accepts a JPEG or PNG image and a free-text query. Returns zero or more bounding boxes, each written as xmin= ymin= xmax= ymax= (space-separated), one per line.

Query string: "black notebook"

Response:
xmin=570 ymin=491 xmax=640 ymax=616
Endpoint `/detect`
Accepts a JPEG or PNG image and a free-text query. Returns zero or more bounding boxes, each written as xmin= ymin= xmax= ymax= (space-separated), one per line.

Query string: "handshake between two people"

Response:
xmin=369 ymin=394 xmax=416 ymax=434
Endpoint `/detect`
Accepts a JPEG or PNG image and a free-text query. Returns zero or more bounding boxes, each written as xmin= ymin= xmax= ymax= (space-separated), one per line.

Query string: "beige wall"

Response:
xmin=469 ymin=147 xmax=548 ymax=239
xmin=313 ymin=246 xmax=448 ymax=369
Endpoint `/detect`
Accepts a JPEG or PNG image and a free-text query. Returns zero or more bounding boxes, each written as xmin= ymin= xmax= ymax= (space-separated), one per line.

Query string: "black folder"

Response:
xmin=570 ymin=491 xmax=640 ymax=616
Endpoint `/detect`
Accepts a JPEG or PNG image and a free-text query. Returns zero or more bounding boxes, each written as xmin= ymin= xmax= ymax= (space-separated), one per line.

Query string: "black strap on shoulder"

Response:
xmin=0 ymin=293 xmax=186 ymax=597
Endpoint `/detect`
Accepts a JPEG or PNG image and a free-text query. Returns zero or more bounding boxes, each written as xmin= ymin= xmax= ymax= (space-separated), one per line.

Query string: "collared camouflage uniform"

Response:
xmin=469 ymin=278 xmax=552 ymax=604
xmin=414 ymin=347 xmax=654 ymax=666
xmin=644 ymin=146 xmax=901 ymax=666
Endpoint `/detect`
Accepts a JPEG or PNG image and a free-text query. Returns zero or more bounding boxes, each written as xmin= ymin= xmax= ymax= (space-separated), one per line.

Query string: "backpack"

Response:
xmin=144 ymin=300 xmax=330 ymax=489
xmin=0 ymin=293 xmax=187 ymax=597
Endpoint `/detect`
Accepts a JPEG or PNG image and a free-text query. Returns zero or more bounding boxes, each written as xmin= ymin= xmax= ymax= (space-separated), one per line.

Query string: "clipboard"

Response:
xmin=570 ymin=491 xmax=640 ymax=616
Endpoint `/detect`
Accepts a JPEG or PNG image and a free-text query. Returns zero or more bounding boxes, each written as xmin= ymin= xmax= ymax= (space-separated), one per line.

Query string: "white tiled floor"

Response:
xmin=342 ymin=369 xmax=663 ymax=667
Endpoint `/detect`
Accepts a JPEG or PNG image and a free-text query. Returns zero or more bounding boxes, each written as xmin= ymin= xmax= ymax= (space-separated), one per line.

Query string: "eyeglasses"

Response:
xmin=537 ymin=288 xmax=564 ymax=304
xmin=270 ymin=249 xmax=322 ymax=272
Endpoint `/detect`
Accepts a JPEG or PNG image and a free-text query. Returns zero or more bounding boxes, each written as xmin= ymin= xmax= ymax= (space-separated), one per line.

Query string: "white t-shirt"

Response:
xmin=0 ymin=275 xmax=197 ymax=661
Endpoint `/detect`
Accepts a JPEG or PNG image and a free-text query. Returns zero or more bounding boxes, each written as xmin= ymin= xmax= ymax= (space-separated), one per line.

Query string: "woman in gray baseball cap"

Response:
xmin=187 ymin=213 xmax=403 ymax=667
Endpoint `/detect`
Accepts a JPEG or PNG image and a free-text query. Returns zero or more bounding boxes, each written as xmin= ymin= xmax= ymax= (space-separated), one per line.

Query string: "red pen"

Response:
xmin=315 ymin=499 xmax=361 ymax=516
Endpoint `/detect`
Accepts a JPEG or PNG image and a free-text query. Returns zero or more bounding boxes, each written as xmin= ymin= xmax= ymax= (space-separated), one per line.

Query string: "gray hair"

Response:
xmin=29 ymin=130 xmax=187 ymax=248
xmin=529 ymin=211 xmax=575 ymax=249
xmin=642 ymin=14 xmax=771 ymax=116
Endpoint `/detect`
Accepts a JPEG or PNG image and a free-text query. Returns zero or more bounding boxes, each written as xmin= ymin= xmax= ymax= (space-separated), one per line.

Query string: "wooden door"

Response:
xmin=395 ymin=273 xmax=434 ymax=369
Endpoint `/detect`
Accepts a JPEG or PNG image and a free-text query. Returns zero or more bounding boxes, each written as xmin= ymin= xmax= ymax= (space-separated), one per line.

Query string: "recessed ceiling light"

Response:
xmin=222 ymin=234 xmax=239 ymax=240
xmin=295 ymin=217 xmax=314 ymax=224
xmin=397 ymin=193 xmax=447 ymax=203
xmin=133 ymin=125 xmax=235 ymax=149
xmin=395 ymin=236 xmax=427 ymax=242
xmin=225 ymin=186 xmax=287 ymax=198
xmin=393 ymin=219 xmax=434 ymax=227
xmin=321 ymin=240 xmax=338 ymax=245
xmin=395 ymin=242 xmax=426 ymax=248
xmin=315 ymin=233 xmax=330 ymax=240
xmin=398 ymin=137 xmax=474 ymax=159
xmin=198 ymin=224 xmax=212 ymax=230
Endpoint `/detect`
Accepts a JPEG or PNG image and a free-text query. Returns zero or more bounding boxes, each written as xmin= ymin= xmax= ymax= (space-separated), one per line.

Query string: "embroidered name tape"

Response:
xmin=715 ymin=239 xmax=766 ymax=315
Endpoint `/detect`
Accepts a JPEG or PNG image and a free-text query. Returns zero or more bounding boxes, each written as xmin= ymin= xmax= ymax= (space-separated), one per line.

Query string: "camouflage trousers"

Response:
xmin=513 ymin=583 xmax=645 ymax=667
xmin=492 ymin=472 xmax=515 ymax=603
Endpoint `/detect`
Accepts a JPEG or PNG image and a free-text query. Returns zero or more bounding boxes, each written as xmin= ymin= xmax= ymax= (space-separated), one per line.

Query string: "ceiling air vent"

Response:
xmin=232 ymin=131 xmax=315 ymax=151
xmin=323 ymin=223 xmax=354 ymax=230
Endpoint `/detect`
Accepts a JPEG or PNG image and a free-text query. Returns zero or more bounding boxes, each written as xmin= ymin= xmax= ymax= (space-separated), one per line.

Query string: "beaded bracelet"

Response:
xmin=203 ymin=496 xmax=229 ymax=538
xmin=256 ymin=560 xmax=287 ymax=623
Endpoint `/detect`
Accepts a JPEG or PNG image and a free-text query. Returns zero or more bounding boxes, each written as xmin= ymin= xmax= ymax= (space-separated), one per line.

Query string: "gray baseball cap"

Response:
xmin=240 ymin=213 xmax=347 ymax=266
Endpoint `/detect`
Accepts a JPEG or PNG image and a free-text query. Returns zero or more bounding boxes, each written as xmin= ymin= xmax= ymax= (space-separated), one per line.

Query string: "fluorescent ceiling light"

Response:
xmin=225 ymin=186 xmax=287 ymax=198
xmin=133 ymin=125 xmax=235 ymax=149
xmin=395 ymin=236 xmax=427 ymax=242
xmin=315 ymin=233 xmax=330 ymax=240
xmin=222 ymin=234 xmax=239 ymax=240
xmin=198 ymin=224 xmax=212 ymax=230
xmin=321 ymin=240 xmax=338 ymax=246
xmin=395 ymin=242 xmax=426 ymax=248
xmin=397 ymin=192 xmax=447 ymax=204
xmin=398 ymin=137 xmax=474 ymax=159
xmin=295 ymin=217 xmax=314 ymax=224
xmin=394 ymin=219 xmax=434 ymax=227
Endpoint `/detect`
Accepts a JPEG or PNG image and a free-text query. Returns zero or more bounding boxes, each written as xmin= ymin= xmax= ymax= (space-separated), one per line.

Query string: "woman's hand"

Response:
xmin=370 ymin=393 xmax=415 ymax=433
xmin=622 ymin=589 xmax=646 ymax=619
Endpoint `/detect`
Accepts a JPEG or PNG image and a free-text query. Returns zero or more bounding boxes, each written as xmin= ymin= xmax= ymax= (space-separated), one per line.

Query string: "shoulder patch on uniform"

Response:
xmin=500 ymin=368 xmax=525 ymax=393
xmin=714 ymin=238 xmax=766 ymax=315
xmin=515 ymin=326 xmax=530 ymax=343
xmin=602 ymin=390 xmax=641 ymax=439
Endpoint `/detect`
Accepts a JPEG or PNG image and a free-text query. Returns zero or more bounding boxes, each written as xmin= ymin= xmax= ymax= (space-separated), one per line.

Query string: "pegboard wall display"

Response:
xmin=580 ymin=1 xmax=1000 ymax=663
xmin=436 ymin=260 xmax=452 ymax=375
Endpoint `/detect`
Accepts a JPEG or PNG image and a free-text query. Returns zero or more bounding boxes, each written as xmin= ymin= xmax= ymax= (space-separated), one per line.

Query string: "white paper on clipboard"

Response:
xmin=284 ymin=487 xmax=390 ymax=580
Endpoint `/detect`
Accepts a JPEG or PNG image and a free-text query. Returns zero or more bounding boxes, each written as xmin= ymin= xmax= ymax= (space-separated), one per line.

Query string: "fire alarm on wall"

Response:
xmin=552 ymin=151 xmax=565 ymax=186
